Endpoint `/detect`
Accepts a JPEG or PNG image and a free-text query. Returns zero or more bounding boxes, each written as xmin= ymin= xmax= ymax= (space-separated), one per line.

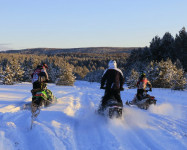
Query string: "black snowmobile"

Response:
xmin=97 ymin=87 xmax=123 ymax=119
xmin=126 ymin=89 xmax=157 ymax=110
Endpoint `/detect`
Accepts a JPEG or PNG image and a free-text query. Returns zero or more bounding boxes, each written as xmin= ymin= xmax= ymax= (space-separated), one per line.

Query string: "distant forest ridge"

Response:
xmin=0 ymin=47 xmax=139 ymax=55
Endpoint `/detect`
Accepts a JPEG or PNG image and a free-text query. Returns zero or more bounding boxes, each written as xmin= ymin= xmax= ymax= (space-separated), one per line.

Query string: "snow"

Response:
xmin=0 ymin=81 xmax=187 ymax=150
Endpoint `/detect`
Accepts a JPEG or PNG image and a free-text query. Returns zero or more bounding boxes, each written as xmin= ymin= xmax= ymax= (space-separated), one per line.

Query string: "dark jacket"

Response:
xmin=101 ymin=68 xmax=124 ymax=90
xmin=31 ymin=66 xmax=49 ymax=83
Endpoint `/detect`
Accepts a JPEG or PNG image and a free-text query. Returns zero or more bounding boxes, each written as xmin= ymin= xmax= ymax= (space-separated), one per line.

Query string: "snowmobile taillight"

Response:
xmin=35 ymin=93 xmax=44 ymax=97
xmin=150 ymin=96 xmax=155 ymax=99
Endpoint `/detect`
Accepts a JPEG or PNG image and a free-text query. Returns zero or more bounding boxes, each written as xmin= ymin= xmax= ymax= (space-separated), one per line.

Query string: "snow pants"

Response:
xmin=137 ymin=89 xmax=145 ymax=100
xmin=101 ymin=89 xmax=123 ymax=108
xmin=31 ymin=81 xmax=47 ymax=96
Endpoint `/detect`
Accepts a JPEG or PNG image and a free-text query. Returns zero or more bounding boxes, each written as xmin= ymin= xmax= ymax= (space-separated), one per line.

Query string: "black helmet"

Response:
xmin=37 ymin=65 xmax=42 ymax=69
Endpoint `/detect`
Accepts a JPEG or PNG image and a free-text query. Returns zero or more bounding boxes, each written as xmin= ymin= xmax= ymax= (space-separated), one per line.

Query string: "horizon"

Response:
xmin=0 ymin=0 xmax=187 ymax=50
xmin=0 ymin=46 xmax=141 ymax=52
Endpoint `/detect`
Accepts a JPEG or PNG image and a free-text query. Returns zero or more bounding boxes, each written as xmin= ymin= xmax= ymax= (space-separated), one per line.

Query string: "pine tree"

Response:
xmin=22 ymin=57 xmax=34 ymax=81
xmin=3 ymin=64 xmax=14 ymax=85
xmin=56 ymin=65 xmax=75 ymax=86
xmin=175 ymin=27 xmax=187 ymax=71
xmin=146 ymin=59 xmax=186 ymax=90
xmin=160 ymin=32 xmax=175 ymax=60
xmin=126 ymin=69 xmax=139 ymax=89
xmin=150 ymin=36 xmax=161 ymax=60
xmin=11 ymin=61 xmax=25 ymax=83
xmin=82 ymin=66 xmax=89 ymax=78
xmin=0 ymin=66 xmax=3 ymax=83
xmin=84 ymin=69 xmax=104 ymax=83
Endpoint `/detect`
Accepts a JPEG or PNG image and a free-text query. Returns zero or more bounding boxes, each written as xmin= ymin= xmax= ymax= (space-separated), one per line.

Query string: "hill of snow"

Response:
xmin=0 ymin=81 xmax=187 ymax=150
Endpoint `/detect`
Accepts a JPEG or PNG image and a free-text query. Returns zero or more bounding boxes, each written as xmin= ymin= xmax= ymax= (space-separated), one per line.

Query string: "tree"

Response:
xmin=146 ymin=59 xmax=186 ymax=90
xmin=56 ymin=65 xmax=75 ymax=86
xmin=175 ymin=27 xmax=187 ymax=71
xmin=3 ymin=64 xmax=14 ymax=85
xmin=84 ymin=69 xmax=104 ymax=83
xmin=126 ymin=69 xmax=139 ymax=89
xmin=0 ymin=66 xmax=3 ymax=83
xmin=150 ymin=36 xmax=161 ymax=60
xmin=10 ymin=60 xmax=25 ymax=83
xmin=160 ymin=32 xmax=175 ymax=60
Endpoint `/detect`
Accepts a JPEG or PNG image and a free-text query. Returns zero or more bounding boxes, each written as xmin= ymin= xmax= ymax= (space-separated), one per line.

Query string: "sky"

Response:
xmin=0 ymin=0 xmax=187 ymax=50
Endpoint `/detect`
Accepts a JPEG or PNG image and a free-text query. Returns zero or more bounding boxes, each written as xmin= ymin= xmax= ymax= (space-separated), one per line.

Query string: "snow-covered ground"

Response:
xmin=0 ymin=81 xmax=187 ymax=150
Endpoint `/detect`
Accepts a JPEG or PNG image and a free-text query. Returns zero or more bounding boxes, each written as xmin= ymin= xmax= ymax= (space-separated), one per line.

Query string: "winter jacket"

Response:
xmin=31 ymin=66 xmax=49 ymax=83
xmin=137 ymin=77 xmax=152 ymax=90
xmin=101 ymin=67 xmax=124 ymax=90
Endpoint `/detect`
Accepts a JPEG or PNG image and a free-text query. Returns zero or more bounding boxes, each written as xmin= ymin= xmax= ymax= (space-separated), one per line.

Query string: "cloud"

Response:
xmin=0 ymin=43 xmax=13 ymax=51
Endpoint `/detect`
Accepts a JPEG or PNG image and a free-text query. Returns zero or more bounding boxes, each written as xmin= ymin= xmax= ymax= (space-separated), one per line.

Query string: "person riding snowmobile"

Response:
xmin=136 ymin=73 xmax=152 ymax=100
xmin=31 ymin=63 xmax=49 ymax=95
xmin=100 ymin=60 xmax=125 ymax=110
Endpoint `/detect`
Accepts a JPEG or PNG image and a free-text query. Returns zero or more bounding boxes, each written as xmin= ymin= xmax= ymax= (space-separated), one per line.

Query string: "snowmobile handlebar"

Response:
xmin=146 ymin=89 xmax=152 ymax=92
xmin=100 ymin=87 xmax=124 ymax=91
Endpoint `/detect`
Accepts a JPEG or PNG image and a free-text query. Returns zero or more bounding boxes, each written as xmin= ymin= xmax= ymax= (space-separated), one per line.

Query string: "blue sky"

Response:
xmin=0 ymin=0 xmax=186 ymax=50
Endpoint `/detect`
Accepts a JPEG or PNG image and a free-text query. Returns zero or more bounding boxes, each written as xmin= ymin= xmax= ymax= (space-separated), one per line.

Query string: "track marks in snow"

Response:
xmin=0 ymin=82 xmax=187 ymax=150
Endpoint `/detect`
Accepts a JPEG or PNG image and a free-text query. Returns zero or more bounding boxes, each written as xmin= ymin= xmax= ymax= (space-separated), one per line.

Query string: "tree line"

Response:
xmin=125 ymin=27 xmax=187 ymax=90
xmin=0 ymin=53 xmax=127 ymax=85
xmin=0 ymin=27 xmax=186 ymax=90
xmin=0 ymin=54 xmax=75 ymax=85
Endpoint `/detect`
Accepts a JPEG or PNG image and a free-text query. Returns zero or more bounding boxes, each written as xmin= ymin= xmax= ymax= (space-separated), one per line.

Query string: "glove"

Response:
xmin=100 ymin=86 xmax=104 ymax=89
xmin=149 ymin=88 xmax=152 ymax=92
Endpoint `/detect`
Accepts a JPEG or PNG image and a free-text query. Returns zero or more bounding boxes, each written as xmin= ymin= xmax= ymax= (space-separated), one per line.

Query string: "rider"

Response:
xmin=100 ymin=60 xmax=125 ymax=110
xmin=31 ymin=63 xmax=49 ymax=95
xmin=136 ymin=73 xmax=152 ymax=100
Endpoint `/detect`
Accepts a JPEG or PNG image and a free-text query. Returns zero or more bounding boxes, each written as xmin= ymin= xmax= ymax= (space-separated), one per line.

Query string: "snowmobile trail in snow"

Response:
xmin=0 ymin=82 xmax=187 ymax=150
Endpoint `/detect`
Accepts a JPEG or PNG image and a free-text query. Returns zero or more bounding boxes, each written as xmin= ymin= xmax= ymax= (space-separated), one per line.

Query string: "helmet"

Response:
xmin=141 ymin=73 xmax=146 ymax=77
xmin=37 ymin=65 xmax=42 ymax=69
xmin=108 ymin=60 xmax=117 ymax=68
xmin=42 ymin=63 xmax=48 ymax=69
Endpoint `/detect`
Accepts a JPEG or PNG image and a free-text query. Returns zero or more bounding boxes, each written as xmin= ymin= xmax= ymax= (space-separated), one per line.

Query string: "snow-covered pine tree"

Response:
xmin=0 ymin=66 xmax=3 ymax=84
xmin=10 ymin=60 xmax=25 ymax=83
xmin=3 ymin=64 xmax=14 ymax=85
xmin=82 ymin=66 xmax=89 ymax=78
xmin=47 ymin=63 xmax=60 ymax=83
xmin=171 ymin=67 xmax=186 ymax=90
xmin=56 ymin=64 xmax=75 ymax=86
xmin=145 ymin=61 xmax=159 ymax=85
xmin=84 ymin=69 xmax=104 ymax=83
xmin=22 ymin=58 xmax=33 ymax=82
xmin=74 ymin=66 xmax=89 ymax=79
xmin=126 ymin=69 xmax=139 ymax=89
xmin=146 ymin=59 xmax=186 ymax=90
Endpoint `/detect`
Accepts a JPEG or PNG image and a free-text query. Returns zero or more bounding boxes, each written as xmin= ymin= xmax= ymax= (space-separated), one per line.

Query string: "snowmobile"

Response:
xmin=30 ymin=88 xmax=57 ymax=129
xmin=31 ymin=88 xmax=56 ymax=107
xmin=126 ymin=89 xmax=156 ymax=110
xmin=97 ymin=87 xmax=123 ymax=119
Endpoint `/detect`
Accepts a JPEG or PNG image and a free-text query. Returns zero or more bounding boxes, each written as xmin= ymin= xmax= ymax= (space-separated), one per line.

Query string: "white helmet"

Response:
xmin=108 ymin=60 xmax=117 ymax=68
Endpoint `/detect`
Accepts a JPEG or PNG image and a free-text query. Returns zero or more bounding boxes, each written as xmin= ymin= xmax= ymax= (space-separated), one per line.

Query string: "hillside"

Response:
xmin=0 ymin=81 xmax=187 ymax=150
xmin=0 ymin=47 xmax=138 ymax=55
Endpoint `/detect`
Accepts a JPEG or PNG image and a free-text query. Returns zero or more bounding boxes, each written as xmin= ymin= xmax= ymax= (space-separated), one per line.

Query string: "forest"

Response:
xmin=0 ymin=27 xmax=186 ymax=90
